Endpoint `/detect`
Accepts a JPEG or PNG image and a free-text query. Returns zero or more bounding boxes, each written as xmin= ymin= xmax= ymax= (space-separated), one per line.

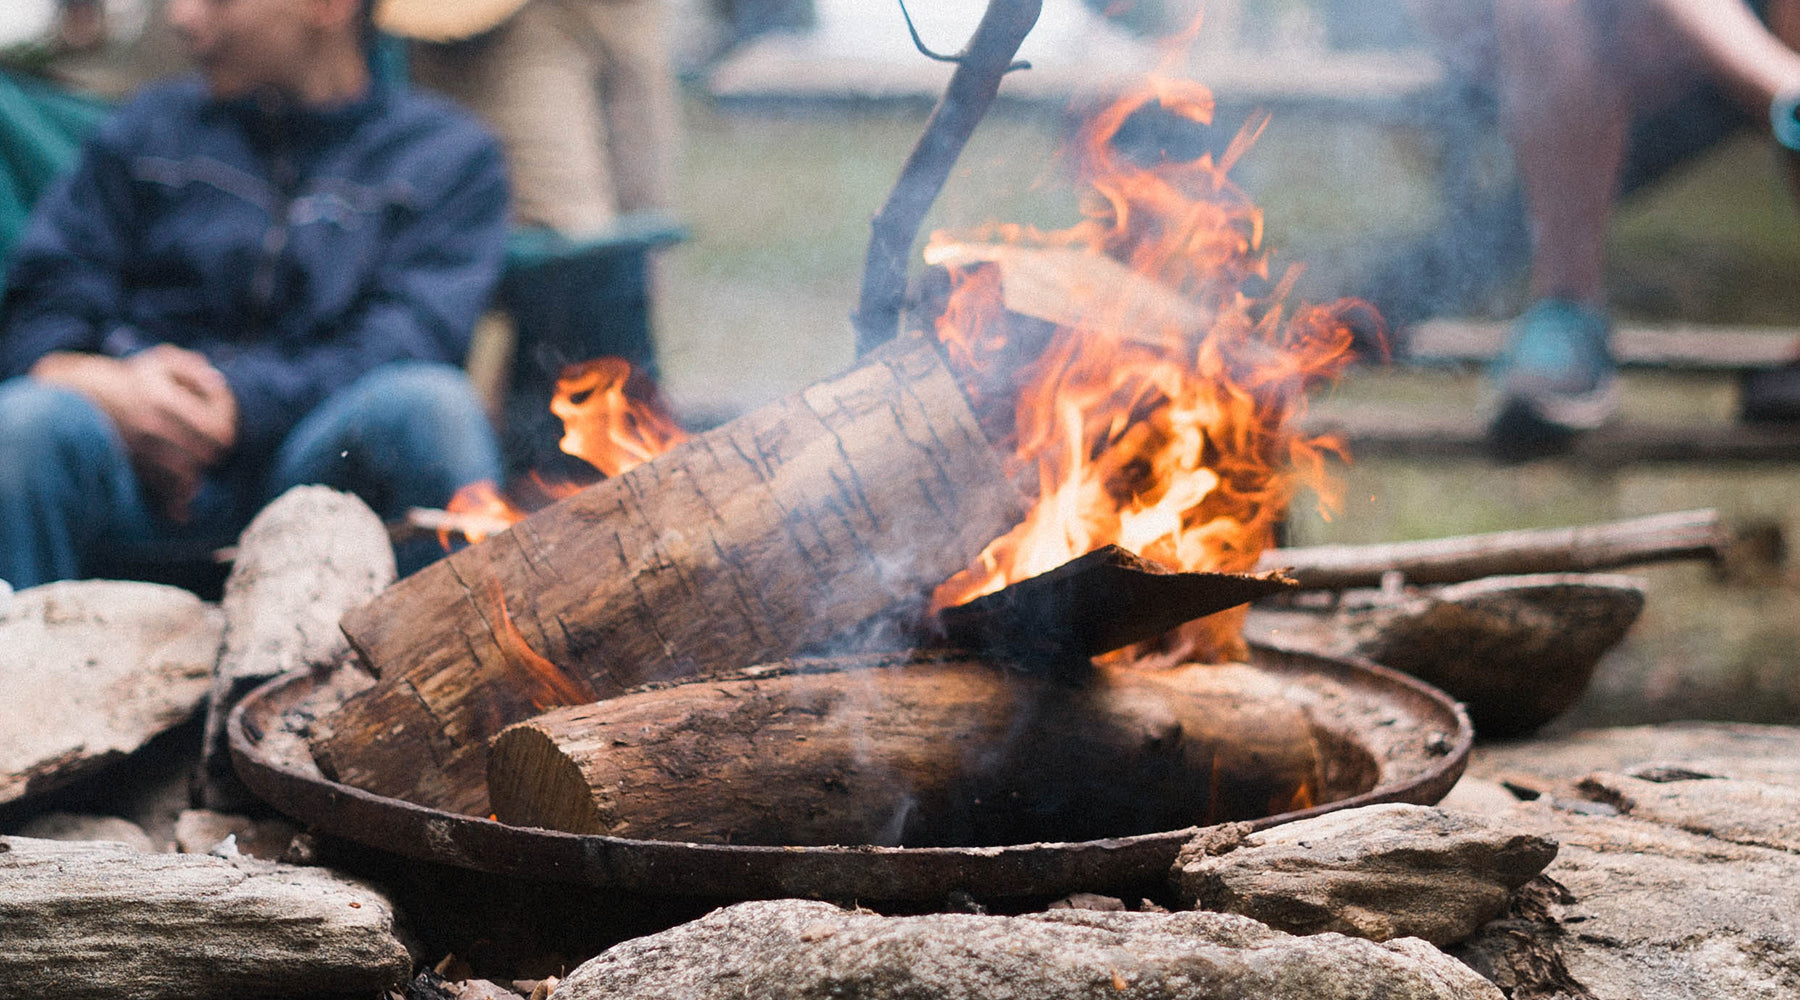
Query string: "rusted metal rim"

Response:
xmin=229 ymin=644 xmax=1471 ymax=903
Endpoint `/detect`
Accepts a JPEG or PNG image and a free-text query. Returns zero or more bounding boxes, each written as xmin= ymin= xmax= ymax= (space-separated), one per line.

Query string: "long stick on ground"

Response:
xmin=1258 ymin=509 xmax=1728 ymax=591
xmin=851 ymin=0 xmax=1042 ymax=355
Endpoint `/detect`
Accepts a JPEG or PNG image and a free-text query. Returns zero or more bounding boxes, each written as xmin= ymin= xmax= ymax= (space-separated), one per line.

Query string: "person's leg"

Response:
xmin=268 ymin=361 xmax=503 ymax=573
xmin=0 ymin=378 xmax=153 ymax=589
xmin=570 ymin=0 xmax=681 ymax=215
xmin=409 ymin=2 xmax=621 ymax=234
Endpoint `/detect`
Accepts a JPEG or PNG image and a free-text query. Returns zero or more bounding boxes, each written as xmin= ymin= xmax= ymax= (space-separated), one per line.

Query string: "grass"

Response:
xmin=651 ymin=90 xmax=1800 ymax=732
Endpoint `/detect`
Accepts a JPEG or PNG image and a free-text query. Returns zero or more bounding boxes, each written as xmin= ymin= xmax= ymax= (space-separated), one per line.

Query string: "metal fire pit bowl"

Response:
xmin=230 ymin=645 xmax=1470 ymax=904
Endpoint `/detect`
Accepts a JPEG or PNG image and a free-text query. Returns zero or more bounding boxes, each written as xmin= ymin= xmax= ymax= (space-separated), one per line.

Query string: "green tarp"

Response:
xmin=0 ymin=69 xmax=107 ymax=283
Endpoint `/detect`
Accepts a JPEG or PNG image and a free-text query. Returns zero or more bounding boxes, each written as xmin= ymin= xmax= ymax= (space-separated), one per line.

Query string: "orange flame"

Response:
xmin=480 ymin=578 xmax=594 ymax=712
xmin=440 ymin=357 xmax=687 ymax=546
xmin=929 ymin=72 xmax=1369 ymax=664
xmin=551 ymin=357 xmax=689 ymax=480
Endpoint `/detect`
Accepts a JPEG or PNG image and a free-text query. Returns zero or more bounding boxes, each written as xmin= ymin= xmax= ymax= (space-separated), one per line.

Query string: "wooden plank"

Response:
xmin=1403 ymin=319 xmax=1800 ymax=372
xmin=1305 ymin=407 xmax=1800 ymax=465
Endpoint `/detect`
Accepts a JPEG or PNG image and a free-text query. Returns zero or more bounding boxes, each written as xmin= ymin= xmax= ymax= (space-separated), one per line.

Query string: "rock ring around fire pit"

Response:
xmin=228 ymin=646 xmax=1470 ymax=905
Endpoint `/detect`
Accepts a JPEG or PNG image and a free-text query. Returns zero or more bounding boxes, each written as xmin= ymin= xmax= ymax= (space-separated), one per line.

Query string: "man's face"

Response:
xmin=167 ymin=0 xmax=320 ymax=98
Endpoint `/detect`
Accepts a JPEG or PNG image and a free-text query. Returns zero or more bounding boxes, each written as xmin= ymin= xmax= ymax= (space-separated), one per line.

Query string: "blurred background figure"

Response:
xmin=1405 ymin=0 xmax=1800 ymax=455
xmin=379 ymin=0 xmax=681 ymax=235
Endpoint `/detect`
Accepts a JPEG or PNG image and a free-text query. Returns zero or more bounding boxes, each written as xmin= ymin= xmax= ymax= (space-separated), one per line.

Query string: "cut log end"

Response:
xmin=488 ymin=722 xmax=613 ymax=836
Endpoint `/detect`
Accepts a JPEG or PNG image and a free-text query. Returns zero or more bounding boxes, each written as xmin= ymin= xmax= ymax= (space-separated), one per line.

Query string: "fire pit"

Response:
xmin=229 ymin=643 xmax=1468 ymax=904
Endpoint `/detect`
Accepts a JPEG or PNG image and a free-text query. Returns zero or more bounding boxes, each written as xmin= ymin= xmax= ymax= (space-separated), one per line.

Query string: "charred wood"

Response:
xmin=486 ymin=654 xmax=1323 ymax=847
xmin=934 ymin=544 xmax=1295 ymax=664
xmin=317 ymin=341 xmax=1022 ymax=815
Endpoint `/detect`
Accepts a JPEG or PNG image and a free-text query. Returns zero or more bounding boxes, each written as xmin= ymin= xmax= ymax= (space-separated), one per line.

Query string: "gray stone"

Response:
xmin=1450 ymin=723 xmax=1800 ymax=999
xmin=0 ymin=580 xmax=222 ymax=805
xmin=555 ymin=898 xmax=1503 ymax=1000
xmin=196 ymin=486 xmax=395 ymax=809
xmin=0 ymin=834 xmax=412 ymax=999
xmin=16 ymin=812 xmax=157 ymax=853
xmin=1171 ymin=803 xmax=1557 ymax=946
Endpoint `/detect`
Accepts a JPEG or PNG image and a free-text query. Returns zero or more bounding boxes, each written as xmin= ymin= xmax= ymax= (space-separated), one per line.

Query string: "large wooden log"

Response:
xmin=0 ymin=835 xmax=412 ymax=999
xmin=487 ymin=655 xmax=1324 ymax=847
xmin=316 ymin=340 xmax=1024 ymax=814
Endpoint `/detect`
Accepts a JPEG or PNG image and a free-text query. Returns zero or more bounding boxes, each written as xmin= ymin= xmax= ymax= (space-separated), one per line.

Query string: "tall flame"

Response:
xmin=440 ymin=357 xmax=688 ymax=545
xmin=929 ymin=72 xmax=1368 ymax=664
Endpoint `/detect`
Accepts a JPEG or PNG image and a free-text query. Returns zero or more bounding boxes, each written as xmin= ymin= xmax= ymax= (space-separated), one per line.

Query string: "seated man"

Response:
xmin=1407 ymin=0 xmax=1800 ymax=454
xmin=0 ymin=0 xmax=508 ymax=590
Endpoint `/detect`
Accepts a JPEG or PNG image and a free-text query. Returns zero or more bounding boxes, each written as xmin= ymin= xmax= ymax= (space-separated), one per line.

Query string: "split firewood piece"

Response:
xmin=195 ymin=486 xmax=395 ymax=811
xmin=925 ymin=243 xmax=1208 ymax=347
xmin=935 ymin=544 xmax=1296 ymax=664
xmin=318 ymin=340 xmax=1023 ymax=815
xmin=487 ymin=654 xmax=1323 ymax=847
xmin=0 ymin=835 xmax=412 ymax=999
xmin=1259 ymin=508 xmax=1725 ymax=591
xmin=0 ymin=581 xmax=222 ymax=807
xmin=1247 ymin=573 xmax=1645 ymax=738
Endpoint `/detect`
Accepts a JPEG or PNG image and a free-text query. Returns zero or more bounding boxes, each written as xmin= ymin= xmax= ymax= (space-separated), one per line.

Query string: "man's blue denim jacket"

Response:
xmin=0 ymin=74 xmax=509 ymax=456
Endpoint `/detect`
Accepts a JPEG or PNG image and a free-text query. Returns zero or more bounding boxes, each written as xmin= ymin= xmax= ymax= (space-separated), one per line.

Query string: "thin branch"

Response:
xmin=852 ymin=0 xmax=1042 ymax=356
xmin=897 ymin=0 xmax=1033 ymax=71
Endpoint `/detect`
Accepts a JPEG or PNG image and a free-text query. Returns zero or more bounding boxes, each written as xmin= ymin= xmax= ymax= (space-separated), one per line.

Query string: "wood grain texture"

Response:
xmin=317 ymin=340 xmax=1023 ymax=814
xmin=487 ymin=656 xmax=1324 ymax=847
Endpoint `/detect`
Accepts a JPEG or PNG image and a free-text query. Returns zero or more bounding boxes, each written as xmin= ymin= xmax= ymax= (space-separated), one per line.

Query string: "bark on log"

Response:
xmin=0 ymin=835 xmax=412 ymax=1000
xmin=0 ymin=581 xmax=222 ymax=807
xmin=318 ymin=340 xmax=1023 ymax=815
xmin=487 ymin=655 xmax=1324 ymax=847
xmin=1257 ymin=508 xmax=1725 ymax=591
xmin=935 ymin=544 xmax=1295 ymax=663
xmin=195 ymin=486 xmax=395 ymax=811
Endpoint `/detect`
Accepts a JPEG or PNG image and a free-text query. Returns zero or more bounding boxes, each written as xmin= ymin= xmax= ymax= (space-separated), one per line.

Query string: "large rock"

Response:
xmin=195 ymin=485 xmax=395 ymax=809
xmin=0 ymin=835 xmax=412 ymax=999
xmin=0 ymin=581 xmax=222 ymax=805
xmin=554 ymin=898 xmax=1503 ymax=1000
xmin=1171 ymin=803 xmax=1557 ymax=946
xmin=1445 ymin=723 xmax=1800 ymax=1000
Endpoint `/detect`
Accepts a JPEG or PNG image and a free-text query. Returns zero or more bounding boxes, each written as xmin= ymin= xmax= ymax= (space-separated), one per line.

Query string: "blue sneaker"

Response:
xmin=1487 ymin=298 xmax=1619 ymax=456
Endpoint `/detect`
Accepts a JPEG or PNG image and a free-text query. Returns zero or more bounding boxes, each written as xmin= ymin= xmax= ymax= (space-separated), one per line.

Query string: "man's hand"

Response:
xmin=30 ymin=347 xmax=239 ymax=522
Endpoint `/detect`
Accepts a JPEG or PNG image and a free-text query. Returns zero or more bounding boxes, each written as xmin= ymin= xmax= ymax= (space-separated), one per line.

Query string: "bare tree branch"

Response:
xmin=852 ymin=0 xmax=1042 ymax=356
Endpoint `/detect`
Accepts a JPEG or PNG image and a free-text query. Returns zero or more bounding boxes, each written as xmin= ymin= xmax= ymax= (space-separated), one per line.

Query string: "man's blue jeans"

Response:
xmin=0 ymin=361 xmax=502 ymax=589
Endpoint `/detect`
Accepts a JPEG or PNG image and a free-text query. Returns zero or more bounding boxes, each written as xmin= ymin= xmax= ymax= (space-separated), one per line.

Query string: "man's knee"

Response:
xmin=0 ymin=379 xmax=120 ymax=489
xmin=354 ymin=361 xmax=492 ymax=434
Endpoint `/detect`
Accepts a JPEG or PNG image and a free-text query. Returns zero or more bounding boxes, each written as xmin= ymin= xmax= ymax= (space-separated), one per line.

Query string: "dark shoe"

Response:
xmin=1739 ymin=365 xmax=1800 ymax=423
xmin=1486 ymin=299 xmax=1619 ymax=458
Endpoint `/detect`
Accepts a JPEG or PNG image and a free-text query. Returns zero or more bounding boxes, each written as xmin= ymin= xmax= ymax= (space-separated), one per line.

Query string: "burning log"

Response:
xmin=316 ymin=340 xmax=1024 ymax=814
xmin=1259 ymin=508 xmax=1726 ymax=591
xmin=933 ymin=544 xmax=1295 ymax=664
xmin=486 ymin=654 xmax=1324 ymax=847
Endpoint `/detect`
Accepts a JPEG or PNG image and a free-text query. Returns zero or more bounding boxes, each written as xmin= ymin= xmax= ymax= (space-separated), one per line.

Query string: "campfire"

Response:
xmin=277 ymin=13 xmax=1422 ymax=863
xmin=3 ymin=5 xmax=1758 ymax=998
